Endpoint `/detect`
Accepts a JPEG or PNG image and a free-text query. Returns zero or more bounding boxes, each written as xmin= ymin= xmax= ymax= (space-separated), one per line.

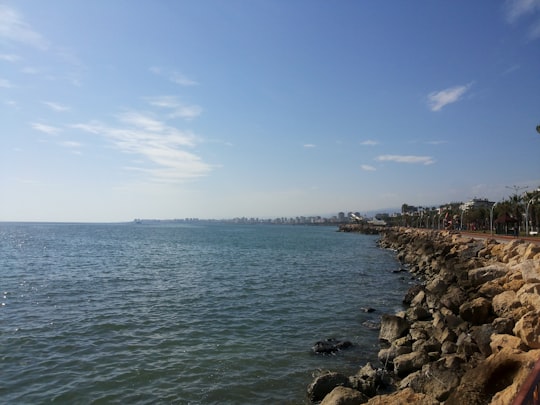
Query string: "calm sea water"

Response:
xmin=1 ymin=222 xmax=410 ymax=404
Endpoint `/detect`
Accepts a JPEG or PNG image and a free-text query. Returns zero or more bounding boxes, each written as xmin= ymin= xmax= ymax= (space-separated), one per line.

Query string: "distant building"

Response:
xmin=460 ymin=198 xmax=495 ymax=211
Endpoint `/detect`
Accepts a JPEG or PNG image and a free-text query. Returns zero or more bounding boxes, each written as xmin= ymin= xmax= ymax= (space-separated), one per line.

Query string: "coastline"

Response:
xmin=307 ymin=227 xmax=540 ymax=404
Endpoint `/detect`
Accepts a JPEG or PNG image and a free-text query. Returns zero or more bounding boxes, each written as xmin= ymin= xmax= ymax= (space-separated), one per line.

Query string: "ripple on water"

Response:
xmin=0 ymin=223 xmax=408 ymax=404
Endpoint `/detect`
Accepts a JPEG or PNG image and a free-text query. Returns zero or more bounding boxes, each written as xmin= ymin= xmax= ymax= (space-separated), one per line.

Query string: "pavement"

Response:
xmin=458 ymin=231 xmax=540 ymax=245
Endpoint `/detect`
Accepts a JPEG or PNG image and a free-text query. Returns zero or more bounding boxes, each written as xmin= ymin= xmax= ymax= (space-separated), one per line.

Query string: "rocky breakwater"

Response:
xmin=307 ymin=228 xmax=540 ymax=404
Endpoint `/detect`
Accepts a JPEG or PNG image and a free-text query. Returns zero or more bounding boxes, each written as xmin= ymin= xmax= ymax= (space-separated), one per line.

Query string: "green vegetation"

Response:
xmin=380 ymin=188 xmax=540 ymax=236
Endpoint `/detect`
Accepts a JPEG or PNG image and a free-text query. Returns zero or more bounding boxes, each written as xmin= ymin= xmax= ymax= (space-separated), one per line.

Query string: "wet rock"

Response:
xmin=379 ymin=314 xmax=409 ymax=345
xmin=348 ymin=362 xmax=381 ymax=397
xmin=307 ymin=372 xmax=351 ymax=403
xmin=312 ymin=338 xmax=353 ymax=354
xmin=320 ymin=386 xmax=369 ymax=405
xmin=361 ymin=320 xmax=380 ymax=330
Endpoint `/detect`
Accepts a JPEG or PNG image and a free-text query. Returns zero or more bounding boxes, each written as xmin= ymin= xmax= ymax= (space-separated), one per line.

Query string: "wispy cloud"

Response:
xmin=303 ymin=144 xmax=316 ymax=148
xmin=150 ymin=67 xmax=199 ymax=86
xmin=361 ymin=164 xmax=376 ymax=171
xmin=505 ymin=0 xmax=540 ymax=39
xmin=72 ymin=111 xmax=212 ymax=182
xmin=146 ymin=96 xmax=202 ymax=120
xmin=530 ymin=18 xmax=540 ymax=38
xmin=31 ymin=122 xmax=62 ymax=135
xmin=360 ymin=140 xmax=379 ymax=146
xmin=505 ymin=0 xmax=540 ymax=23
xmin=427 ymin=83 xmax=472 ymax=111
xmin=0 ymin=78 xmax=13 ymax=88
xmin=0 ymin=53 xmax=20 ymax=62
xmin=0 ymin=5 xmax=49 ymax=50
xmin=376 ymin=154 xmax=435 ymax=165
xmin=60 ymin=140 xmax=82 ymax=148
xmin=170 ymin=72 xmax=199 ymax=86
xmin=42 ymin=101 xmax=70 ymax=112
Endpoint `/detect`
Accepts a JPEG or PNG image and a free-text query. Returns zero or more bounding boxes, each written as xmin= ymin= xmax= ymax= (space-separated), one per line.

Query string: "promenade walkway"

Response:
xmin=458 ymin=231 xmax=540 ymax=245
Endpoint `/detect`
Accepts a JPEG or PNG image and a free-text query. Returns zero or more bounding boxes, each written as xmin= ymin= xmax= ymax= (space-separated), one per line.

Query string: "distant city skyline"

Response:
xmin=1 ymin=1 xmax=540 ymax=222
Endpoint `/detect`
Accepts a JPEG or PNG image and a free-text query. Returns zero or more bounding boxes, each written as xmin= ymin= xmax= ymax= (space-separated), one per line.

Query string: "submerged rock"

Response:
xmin=312 ymin=338 xmax=353 ymax=354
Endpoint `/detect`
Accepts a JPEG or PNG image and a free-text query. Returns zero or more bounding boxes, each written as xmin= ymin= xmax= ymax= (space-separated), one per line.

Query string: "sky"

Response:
xmin=1 ymin=0 xmax=540 ymax=222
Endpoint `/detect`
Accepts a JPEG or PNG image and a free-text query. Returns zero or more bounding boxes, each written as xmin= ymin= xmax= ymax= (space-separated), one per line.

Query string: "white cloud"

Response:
xmin=376 ymin=154 xmax=435 ymax=165
xmin=530 ymin=18 xmax=540 ymax=38
xmin=0 ymin=78 xmax=13 ymax=88
xmin=0 ymin=53 xmax=20 ymax=62
xmin=303 ymin=144 xmax=316 ymax=148
xmin=0 ymin=5 xmax=49 ymax=50
xmin=505 ymin=0 xmax=540 ymax=23
xmin=72 ymin=112 xmax=212 ymax=182
xmin=360 ymin=140 xmax=379 ymax=146
xmin=504 ymin=0 xmax=540 ymax=40
xmin=361 ymin=164 xmax=376 ymax=171
xmin=146 ymin=96 xmax=202 ymax=120
xmin=43 ymin=101 xmax=70 ymax=112
xmin=150 ymin=66 xmax=199 ymax=86
xmin=170 ymin=72 xmax=198 ymax=86
xmin=31 ymin=122 xmax=62 ymax=135
xmin=427 ymin=83 xmax=472 ymax=111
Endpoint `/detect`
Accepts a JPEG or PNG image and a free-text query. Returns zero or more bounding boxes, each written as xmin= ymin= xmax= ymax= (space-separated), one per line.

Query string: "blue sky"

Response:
xmin=1 ymin=1 xmax=540 ymax=222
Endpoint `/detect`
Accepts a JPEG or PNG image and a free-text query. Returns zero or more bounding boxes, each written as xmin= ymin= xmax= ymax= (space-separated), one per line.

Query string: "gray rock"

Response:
xmin=307 ymin=372 xmax=351 ymax=403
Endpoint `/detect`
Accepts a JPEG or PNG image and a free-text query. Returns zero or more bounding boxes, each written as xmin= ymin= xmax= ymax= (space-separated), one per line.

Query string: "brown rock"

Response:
xmin=517 ymin=259 xmax=540 ymax=283
xmin=307 ymin=372 xmax=351 ymax=403
xmin=320 ymin=386 xmax=368 ymax=405
xmin=468 ymin=264 xmax=508 ymax=288
xmin=459 ymin=297 xmax=492 ymax=325
xmin=513 ymin=310 xmax=540 ymax=349
xmin=492 ymin=290 xmax=521 ymax=318
xmin=439 ymin=285 xmax=468 ymax=313
xmin=407 ymin=361 xmax=463 ymax=401
xmin=379 ymin=314 xmax=409 ymax=345
xmin=489 ymin=333 xmax=527 ymax=354
xmin=394 ymin=350 xmax=430 ymax=377
xmin=445 ymin=348 xmax=540 ymax=405
xmin=365 ymin=387 xmax=439 ymax=405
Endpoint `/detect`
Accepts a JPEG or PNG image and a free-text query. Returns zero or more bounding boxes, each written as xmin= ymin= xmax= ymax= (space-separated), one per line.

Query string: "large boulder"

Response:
xmin=468 ymin=264 xmax=508 ymax=288
xmin=394 ymin=351 xmax=430 ymax=377
xmin=445 ymin=348 xmax=540 ymax=405
xmin=320 ymin=386 xmax=369 ymax=405
xmin=348 ymin=362 xmax=381 ymax=397
xmin=312 ymin=338 xmax=353 ymax=354
xmin=379 ymin=314 xmax=409 ymax=345
xmin=516 ymin=259 xmax=540 ymax=283
xmin=307 ymin=372 xmax=351 ymax=403
xmin=514 ymin=310 xmax=540 ymax=349
xmin=459 ymin=297 xmax=492 ymax=325
xmin=366 ymin=387 xmax=439 ymax=405
xmin=492 ymin=290 xmax=521 ymax=318
xmin=403 ymin=360 xmax=462 ymax=402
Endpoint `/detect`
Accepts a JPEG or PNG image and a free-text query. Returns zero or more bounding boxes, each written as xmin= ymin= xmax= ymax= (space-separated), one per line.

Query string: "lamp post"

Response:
xmin=525 ymin=188 xmax=540 ymax=237
xmin=490 ymin=202 xmax=497 ymax=236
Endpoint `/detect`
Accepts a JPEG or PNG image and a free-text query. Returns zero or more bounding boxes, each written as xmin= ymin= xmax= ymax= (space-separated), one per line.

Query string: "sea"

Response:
xmin=0 ymin=222 xmax=412 ymax=404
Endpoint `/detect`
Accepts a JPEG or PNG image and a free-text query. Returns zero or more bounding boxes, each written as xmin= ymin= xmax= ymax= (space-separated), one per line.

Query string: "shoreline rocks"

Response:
xmin=308 ymin=228 xmax=540 ymax=404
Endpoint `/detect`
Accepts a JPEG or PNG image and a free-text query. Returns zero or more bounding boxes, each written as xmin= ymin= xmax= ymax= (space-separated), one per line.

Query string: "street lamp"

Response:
xmin=490 ymin=202 xmax=497 ymax=236
xmin=525 ymin=188 xmax=540 ymax=236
